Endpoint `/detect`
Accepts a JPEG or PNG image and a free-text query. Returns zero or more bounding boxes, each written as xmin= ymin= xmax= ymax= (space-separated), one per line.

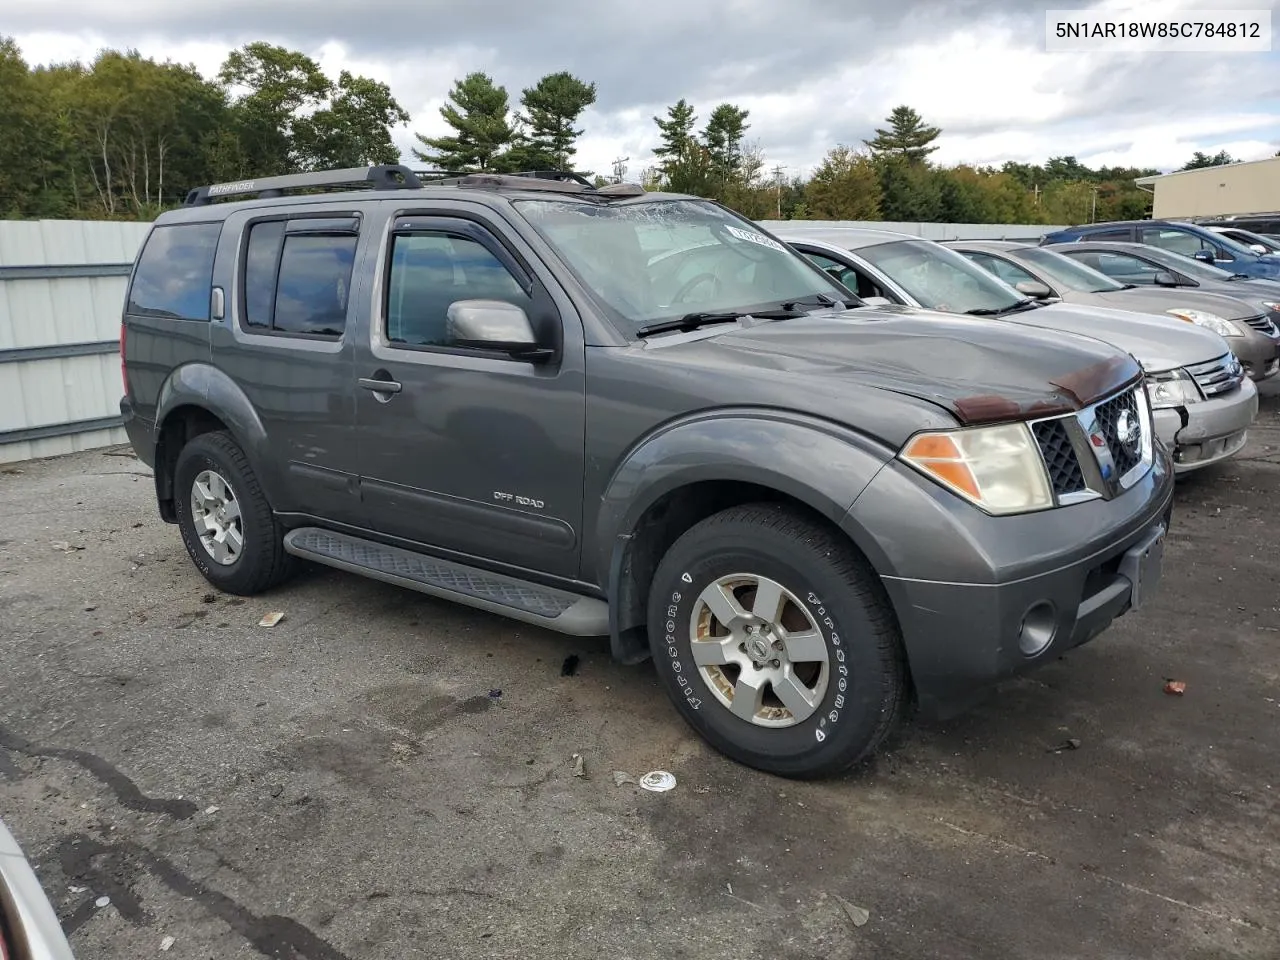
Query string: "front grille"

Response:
xmin=1185 ymin=353 xmax=1243 ymax=397
xmin=1245 ymin=314 xmax=1280 ymax=336
xmin=1093 ymin=388 xmax=1142 ymax=477
xmin=1031 ymin=419 xmax=1086 ymax=496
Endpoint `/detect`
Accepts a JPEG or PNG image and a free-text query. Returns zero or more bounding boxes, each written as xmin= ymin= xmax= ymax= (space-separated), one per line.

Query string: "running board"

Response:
xmin=283 ymin=527 xmax=609 ymax=637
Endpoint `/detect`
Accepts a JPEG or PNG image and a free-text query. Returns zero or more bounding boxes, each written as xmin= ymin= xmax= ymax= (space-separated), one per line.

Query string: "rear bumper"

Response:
xmin=847 ymin=448 xmax=1175 ymax=719
xmin=119 ymin=396 xmax=155 ymax=468
xmin=1152 ymin=376 xmax=1257 ymax=473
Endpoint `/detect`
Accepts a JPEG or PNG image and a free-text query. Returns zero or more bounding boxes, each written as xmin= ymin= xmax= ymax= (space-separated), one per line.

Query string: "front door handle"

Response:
xmin=358 ymin=377 xmax=402 ymax=394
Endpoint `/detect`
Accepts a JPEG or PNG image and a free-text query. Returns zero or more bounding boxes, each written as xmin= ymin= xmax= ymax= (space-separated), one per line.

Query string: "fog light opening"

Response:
xmin=1018 ymin=601 xmax=1057 ymax=658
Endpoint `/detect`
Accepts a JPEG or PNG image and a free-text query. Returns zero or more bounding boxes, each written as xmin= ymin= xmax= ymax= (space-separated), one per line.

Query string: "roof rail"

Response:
xmin=183 ymin=164 xmax=424 ymax=206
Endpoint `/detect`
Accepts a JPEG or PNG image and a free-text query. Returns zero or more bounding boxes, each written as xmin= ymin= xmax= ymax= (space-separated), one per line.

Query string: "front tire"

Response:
xmin=647 ymin=503 xmax=907 ymax=779
xmin=173 ymin=431 xmax=294 ymax=595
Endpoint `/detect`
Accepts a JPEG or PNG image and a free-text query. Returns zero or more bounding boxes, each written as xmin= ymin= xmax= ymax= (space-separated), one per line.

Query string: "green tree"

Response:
xmin=412 ymin=72 xmax=513 ymax=172
xmin=703 ymin=103 xmax=750 ymax=181
xmin=804 ymin=145 xmax=882 ymax=220
xmin=652 ymin=99 xmax=697 ymax=181
xmin=508 ymin=71 xmax=597 ymax=170
xmin=0 ymin=38 xmax=47 ymax=216
xmin=218 ymin=42 xmax=333 ymax=177
xmin=296 ymin=71 xmax=408 ymax=169
xmin=864 ymin=105 xmax=941 ymax=164
xmin=876 ymin=157 xmax=943 ymax=221
xmin=1181 ymin=149 xmax=1234 ymax=170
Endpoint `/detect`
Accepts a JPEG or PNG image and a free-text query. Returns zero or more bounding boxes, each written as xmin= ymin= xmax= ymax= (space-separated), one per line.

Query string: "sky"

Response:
xmin=7 ymin=0 xmax=1280 ymax=182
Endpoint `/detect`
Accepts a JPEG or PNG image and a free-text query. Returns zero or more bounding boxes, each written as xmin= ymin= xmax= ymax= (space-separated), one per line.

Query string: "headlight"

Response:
xmin=1165 ymin=308 xmax=1241 ymax=337
xmin=1261 ymin=301 xmax=1280 ymax=312
xmin=1145 ymin=369 xmax=1202 ymax=409
xmin=900 ymin=423 xmax=1052 ymax=515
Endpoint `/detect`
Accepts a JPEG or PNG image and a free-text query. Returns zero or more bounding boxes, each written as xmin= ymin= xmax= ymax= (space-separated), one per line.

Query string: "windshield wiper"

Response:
xmin=636 ymin=309 xmax=803 ymax=338
xmin=965 ymin=298 xmax=1038 ymax=316
xmin=780 ymin=293 xmax=847 ymax=310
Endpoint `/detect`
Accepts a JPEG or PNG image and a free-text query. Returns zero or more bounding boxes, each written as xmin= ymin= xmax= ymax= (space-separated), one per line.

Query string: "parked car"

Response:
xmin=1193 ymin=213 xmax=1280 ymax=238
xmin=779 ymin=227 xmax=1258 ymax=475
xmin=0 ymin=818 xmax=76 ymax=960
xmin=1041 ymin=219 xmax=1280 ymax=280
xmin=120 ymin=165 xmax=1175 ymax=779
xmin=945 ymin=239 xmax=1280 ymax=382
xmin=1202 ymin=225 xmax=1280 ymax=255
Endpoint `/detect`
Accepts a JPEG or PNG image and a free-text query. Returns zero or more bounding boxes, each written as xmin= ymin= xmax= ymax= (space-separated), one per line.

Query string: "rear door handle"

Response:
xmin=358 ymin=377 xmax=402 ymax=394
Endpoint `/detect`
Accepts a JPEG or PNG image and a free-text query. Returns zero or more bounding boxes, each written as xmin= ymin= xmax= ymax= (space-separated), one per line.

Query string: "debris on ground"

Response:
xmin=1164 ymin=680 xmax=1187 ymax=696
xmin=487 ymin=688 xmax=502 ymax=700
xmin=204 ymin=805 xmax=220 ymax=815
xmin=160 ymin=936 xmax=175 ymax=952
xmin=83 ymin=605 xmax=96 ymax=612
xmin=270 ymin=784 xmax=284 ymax=798
xmin=571 ymin=753 xmax=585 ymax=778
xmin=639 ymin=771 xmax=677 ymax=792
xmin=68 ymin=885 xmax=87 ymax=894
xmin=95 ymin=895 xmax=111 ymax=908
xmin=259 ymin=611 xmax=285 ymax=628
xmin=561 ymin=654 xmax=580 ymax=677
xmin=612 ymin=771 xmax=637 ymax=787
xmin=201 ymin=593 xmax=218 ymax=604
xmin=1047 ymin=738 xmax=1082 ymax=753
xmin=51 ymin=541 xmax=85 ymax=553
xmin=833 ymin=894 xmax=870 ymax=928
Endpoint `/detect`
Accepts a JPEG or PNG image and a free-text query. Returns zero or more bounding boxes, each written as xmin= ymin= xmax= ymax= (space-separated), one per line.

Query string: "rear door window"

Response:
xmin=1141 ymin=227 xmax=1212 ymax=257
xmin=239 ymin=218 xmax=359 ymax=338
xmin=127 ymin=222 xmax=222 ymax=320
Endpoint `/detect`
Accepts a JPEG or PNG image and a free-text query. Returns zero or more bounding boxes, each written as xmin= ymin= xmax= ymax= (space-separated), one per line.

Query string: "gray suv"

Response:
xmin=120 ymin=165 xmax=1174 ymax=778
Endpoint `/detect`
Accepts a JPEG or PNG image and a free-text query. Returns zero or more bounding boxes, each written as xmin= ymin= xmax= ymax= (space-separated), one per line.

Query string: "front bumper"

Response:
xmin=1152 ymin=375 xmax=1258 ymax=474
xmin=845 ymin=448 xmax=1175 ymax=719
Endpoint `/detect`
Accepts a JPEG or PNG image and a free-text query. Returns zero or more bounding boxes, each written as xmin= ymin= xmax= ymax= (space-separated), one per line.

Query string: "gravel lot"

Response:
xmin=3 ymin=393 xmax=1279 ymax=960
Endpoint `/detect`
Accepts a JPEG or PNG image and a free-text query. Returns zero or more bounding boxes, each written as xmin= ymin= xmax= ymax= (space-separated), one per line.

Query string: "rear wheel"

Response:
xmin=173 ymin=431 xmax=294 ymax=595
xmin=647 ymin=503 xmax=907 ymax=779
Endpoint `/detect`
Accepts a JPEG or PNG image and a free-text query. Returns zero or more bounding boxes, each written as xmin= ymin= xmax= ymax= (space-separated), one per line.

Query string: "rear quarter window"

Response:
xmin=127 ymin=222 xmax=222 ymax=320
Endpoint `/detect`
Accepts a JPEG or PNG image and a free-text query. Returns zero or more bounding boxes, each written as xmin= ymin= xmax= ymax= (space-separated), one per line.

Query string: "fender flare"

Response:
xmin=154 ymin=363 xmax=279 ymax=503
xmin=594 ymin=409 xmax=897 ymax=662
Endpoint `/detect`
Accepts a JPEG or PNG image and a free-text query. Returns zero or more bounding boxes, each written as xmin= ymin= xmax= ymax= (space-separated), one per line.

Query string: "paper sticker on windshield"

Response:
xmin=725 ymin=225 xmax=786 ymax=253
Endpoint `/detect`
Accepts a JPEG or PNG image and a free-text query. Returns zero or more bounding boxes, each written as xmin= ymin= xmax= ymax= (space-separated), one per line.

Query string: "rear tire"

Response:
xmin=173 ymin=431 xmax=294 ymax=595
xmin=647 ymin=502 xmax=907 ymax=779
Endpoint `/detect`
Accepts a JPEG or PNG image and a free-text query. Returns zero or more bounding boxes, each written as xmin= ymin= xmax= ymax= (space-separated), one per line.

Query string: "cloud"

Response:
xmin=8 ymin=0 xmax=1280 ymax=180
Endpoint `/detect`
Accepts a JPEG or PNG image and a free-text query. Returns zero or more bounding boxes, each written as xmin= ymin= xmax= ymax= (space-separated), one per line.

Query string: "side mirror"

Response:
xmin=446 ymin=300 xmax=552 ymax=362
xmin=1192 ymin=249 xmax=1216 ymax=264
xmin=1250 ymin=243 xmax=1268 ymax=255
xmin=1153 ymin=270 xmax=1180 ymax=287
xmin=1015 ymin=280 xmax=1054 ymax=299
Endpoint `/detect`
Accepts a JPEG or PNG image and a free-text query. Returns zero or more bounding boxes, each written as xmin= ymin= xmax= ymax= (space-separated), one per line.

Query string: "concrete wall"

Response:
xmin=758 ymin=220 xmax=1064 ymax=241
xmin=0 ymin=220 xmax=151 ymax=464
xmin=1150 ymin=157 xmax=1280 ymax=219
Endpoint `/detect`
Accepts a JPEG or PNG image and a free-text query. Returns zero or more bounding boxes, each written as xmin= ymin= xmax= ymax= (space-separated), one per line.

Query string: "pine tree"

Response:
xmin=702 ymin=103 xmax=750 ymax=180
xmin=652 ymin=99 xmax=697 ymax=179
xmin=506 ymin=72 xmax=596 ymax=171
xmin=412 ymin=72 xmax=513 ymax=172
xmin=864 ymin=105 xmax=941 ymax=164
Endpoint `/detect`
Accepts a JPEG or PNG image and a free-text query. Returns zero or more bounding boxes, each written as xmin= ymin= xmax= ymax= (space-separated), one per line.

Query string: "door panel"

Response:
xmin=211 ymin=207 xmax=364 ymax=524
xmin=354 ymin=214 xmax=586 ymax=579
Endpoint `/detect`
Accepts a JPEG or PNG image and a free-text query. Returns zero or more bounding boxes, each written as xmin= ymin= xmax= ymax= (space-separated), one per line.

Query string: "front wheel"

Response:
xmin=647 ymin=503 xmax=908 ymax=779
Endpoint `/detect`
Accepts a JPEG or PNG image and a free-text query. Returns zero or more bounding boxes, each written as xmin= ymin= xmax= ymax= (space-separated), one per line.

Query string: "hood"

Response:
xmin=1101 ymin=285 xmax=1260 ymax=322
xmin=649 ymin=304 xmax=1143 ymax=425
xmin=999 ymin=301 xmax=1231 ymax=374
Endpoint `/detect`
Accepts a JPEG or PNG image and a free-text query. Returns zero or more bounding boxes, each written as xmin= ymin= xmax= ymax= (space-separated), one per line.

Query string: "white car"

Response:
xmin=0 ymin=819 xmax=75 ymax=960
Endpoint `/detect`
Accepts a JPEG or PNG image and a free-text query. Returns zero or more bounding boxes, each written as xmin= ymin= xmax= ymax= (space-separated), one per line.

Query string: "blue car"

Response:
xmin=1041 ymin=219 xmax=1280 ymax=281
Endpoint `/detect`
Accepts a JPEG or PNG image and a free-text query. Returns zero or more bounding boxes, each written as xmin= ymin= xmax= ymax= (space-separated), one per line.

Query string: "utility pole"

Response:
xmin=1091 ymin=186 xmax=1098 ymax=223
xmin=611 ymin=156 xmax=629 ymax=183
xmin=1033 ymin=183 xmax=1040 ymax=206
xmin=772 ymin=164 xmax=785 ymax=218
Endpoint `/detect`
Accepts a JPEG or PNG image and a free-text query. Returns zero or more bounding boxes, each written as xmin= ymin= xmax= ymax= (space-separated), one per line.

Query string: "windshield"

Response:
xmin=1016 ymin=246 xmax=1126 ymax=293
xmin=856 ymin=239 xmax=1024 ymax=313
xmin=513 ymin=198 xmax=850 ymax=332
xmin=1126 ymin=245 xmax=1239 ymax=281
xmin=1226 ymin=228 xmax=1280 ymax=252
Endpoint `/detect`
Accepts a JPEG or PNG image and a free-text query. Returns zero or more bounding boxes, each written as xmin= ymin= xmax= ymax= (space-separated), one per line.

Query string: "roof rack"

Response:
xmin=183 ymin=164 xmax=424 ymax=206
xmin=183 ymin=164 xmax=647 ymax=206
